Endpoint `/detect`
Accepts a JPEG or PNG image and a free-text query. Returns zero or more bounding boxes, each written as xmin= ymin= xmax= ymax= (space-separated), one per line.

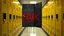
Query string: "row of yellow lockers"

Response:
xmin=0 ymin=0 xmax=22 ymax=36
xmin=42 ymin=0 xmax=64 ymax=36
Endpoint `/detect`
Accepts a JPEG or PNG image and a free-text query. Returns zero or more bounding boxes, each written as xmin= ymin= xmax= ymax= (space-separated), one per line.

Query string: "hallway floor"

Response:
xmin=20 ymin=27 xmax=48 ymax=36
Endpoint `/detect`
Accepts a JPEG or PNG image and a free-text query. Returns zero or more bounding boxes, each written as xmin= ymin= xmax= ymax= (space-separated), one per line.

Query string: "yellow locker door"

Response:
xmin=46 ymin=6 xmax=50 ymax=35
xmin=48 ymin=0 xmax=53 ymax=36
xmin=45 ymin=8 xmax=48 ymax=33
xmin=8 ymin=8 xmax=13 ymax=36
xmin=0 ymin=0 xmax=2 ymax=36
xmin=8 ymin=0 xmax=13 ymax=36
xmin=16 ymin=8 xmax=18 ymax=28
xmin=12 ymin=4 xmax=16 ymax=34
xmin=17 ymin=8 xmax=19 ymax=27
xmin=15 ymin=7 xmax=18 ymax=29
xmin=19 ymin=7 xmax=22 ymax=26
xmin=18 ymin=8 xmax=20 ymax=26
xmin=20 ymin=5 xmax=22 ymax=26
xmin=62 ymin=0 xmax=64 ymax=36
xmin=50 ymin=4 xmax=54 ymax=36
xmin=15 ymin=5 xmax=19 ymax=33
xmin=2 ymin=0 xmax=8 ymax=36
xmin=51 ymin=1 xmax=56 ymax=36
xmin=20 ymin=10 xmax=22 ymax=26
xmin=42 ymin=8 xmax=46 ymax=32
xmin=15 ymin=5 xmax=17 ymax=32
xmin=20 ymin=6 xmax=22 ymax=27
xmin=49 ymin=6 xmax=52 ymax=36
xmin=45 ymin=7 xmax=49 ymax=34
xmin=7 ymin=0 xmax=10 ymax=36
xmin=55 ymin=0 xmax=62 ymax=36
xmin=12 ymin=5 xmax=16 ymax=36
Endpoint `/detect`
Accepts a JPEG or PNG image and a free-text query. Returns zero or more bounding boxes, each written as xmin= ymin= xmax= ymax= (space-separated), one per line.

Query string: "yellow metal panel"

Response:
xmin=55 ymin=0 xmax=62 ymax=36
xmin=62 ymin=0 xmax=64 ymax=36
xmin=2 ymin=0 xmax=8 ymax=36
xmin=0 ymin=0 xmax=2 ymax=36
xmin=51 ymin=1 xmax=56 ymax=36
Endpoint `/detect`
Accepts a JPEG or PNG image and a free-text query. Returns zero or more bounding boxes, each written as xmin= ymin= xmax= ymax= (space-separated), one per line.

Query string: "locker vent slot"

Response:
xmin=48 ymin=16 xmax=50 ymax=19
xmin=56 ymin=14 xmax=58 ymax=19
xmin=63 ymin=13 xmax=64 ymax=19
xmin=3 ymin=13 xmax=6 ymax=20
xmin=9 ymin=14 xmax=12 ymax=19
xmin=3 ymin=13 xmax=6 ymax=24
xmin=46 ymin=16 xmax=47 ymax=18
xmin=13 ymin=15 xmax=15 ymax=19
xmin=51 ymin=15 xmax=53 ymax=19
xmin=16 ymin=16 xmax=17 ymax=18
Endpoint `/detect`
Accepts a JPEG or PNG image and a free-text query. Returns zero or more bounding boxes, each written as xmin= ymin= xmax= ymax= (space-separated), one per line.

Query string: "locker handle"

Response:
xmin=3 ymin=19 xmax=6 ymax=24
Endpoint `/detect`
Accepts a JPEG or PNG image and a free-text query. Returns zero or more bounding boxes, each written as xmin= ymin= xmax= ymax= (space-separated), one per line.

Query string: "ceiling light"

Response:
xmin=12 ymin=1 xmax=20 ymax=4
xmin=18 ymin=6 xmax=22 ymax=9
xmin=48 ymin=1 xmax=54 ymax=4
xmin=44 ymin=6 xmax=48 ymax=8
xmin=30 ymin=1 xmax=37 ymax=4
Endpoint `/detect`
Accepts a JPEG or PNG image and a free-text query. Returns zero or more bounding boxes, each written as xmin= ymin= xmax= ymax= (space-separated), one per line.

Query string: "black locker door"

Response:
xmin=34 ymin=2 xmax=42 ymax=28
xmin=22 ymin=4 xmax=34 ymax=27
xmin=22 ymin=3 xmax=42 ymax=27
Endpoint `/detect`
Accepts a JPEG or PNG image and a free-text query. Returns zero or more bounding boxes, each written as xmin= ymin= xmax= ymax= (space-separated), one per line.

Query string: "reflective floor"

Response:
xmin=20 ymin=27 xmax=48 ymax=36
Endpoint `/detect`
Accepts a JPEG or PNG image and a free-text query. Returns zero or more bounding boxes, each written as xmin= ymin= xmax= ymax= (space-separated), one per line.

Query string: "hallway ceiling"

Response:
xmin=18 ymin=0 xmax=48 ymax=6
